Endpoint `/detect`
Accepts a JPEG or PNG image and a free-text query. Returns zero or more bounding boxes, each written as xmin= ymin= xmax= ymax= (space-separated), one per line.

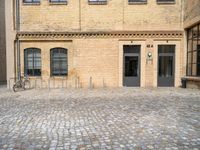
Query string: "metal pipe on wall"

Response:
xmin=16 ymin=0 xmax=21 ymax=81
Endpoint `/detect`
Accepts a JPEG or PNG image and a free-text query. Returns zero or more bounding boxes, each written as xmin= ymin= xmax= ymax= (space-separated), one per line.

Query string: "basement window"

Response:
xmin=23 ymin=0 xmax=40 ymax=4
xmin=157 ymin=0 xmax=175 ymax=4
xmin=49 ymin=0 xmax=68 ymax=5
xmin=88 ymin=0 xmax=107 ymax=5
xmin=128 ymin=0 xmax=147 ymax=5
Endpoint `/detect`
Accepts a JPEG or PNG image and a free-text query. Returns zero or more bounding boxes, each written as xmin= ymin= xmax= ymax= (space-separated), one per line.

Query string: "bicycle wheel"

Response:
xmin=23 ymin=80 xmax=31 ymax=90
xmin=13 ymin=84 xmax=18 ymax=92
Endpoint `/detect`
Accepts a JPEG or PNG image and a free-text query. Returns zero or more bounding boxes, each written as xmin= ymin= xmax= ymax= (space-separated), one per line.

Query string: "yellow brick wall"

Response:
xmin=184 ymin=0 xmax=200 ymax=28
xmin=19 ymin=35 xmax=184 ymax=88
xmin=6 ymin=0 xmax=188 ymax=88
xmin=73 ymin=38 xmax=119 ymax=87
xmin=20 ymin=0 xmax=183 ymax=32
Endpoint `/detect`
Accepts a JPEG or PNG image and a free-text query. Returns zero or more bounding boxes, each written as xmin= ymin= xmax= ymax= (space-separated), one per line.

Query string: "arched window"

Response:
xmin=50 ymin=48 xmax=68 ymax=76
xmin=24 ymin=48 xmax=41 ymax=76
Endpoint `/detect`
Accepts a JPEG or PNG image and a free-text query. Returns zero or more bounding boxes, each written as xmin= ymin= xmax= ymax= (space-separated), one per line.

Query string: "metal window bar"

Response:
xmin=24 ymin=48 xmax=41 ymax=76
xmin=50 ymin=48 xmax=68 ymax=76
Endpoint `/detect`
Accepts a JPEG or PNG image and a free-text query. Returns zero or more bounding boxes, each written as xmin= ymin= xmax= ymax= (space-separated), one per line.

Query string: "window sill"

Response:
xmin=88 ymin=1 xmax=107 ymax=5
xmin=183 ymin=76 xmax=200 ymax=82
xmin=49 ymin=2 xmax=68 ymax=5
xmin=27 ymin=76 xmax=42 ymax=79
xmin=128 ymin=2 xmax=147 ymax=5
xmin=23 ymin=2 xmax=41 ymax=5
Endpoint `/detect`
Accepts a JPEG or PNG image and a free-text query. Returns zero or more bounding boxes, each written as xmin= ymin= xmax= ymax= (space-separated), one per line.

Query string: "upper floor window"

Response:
xmin=88 ymin=0 xmax=107 ymax=5
xmin=129 ymin=0 xmax=147 ymax=4
xmin=24 ymin=48 xmax=41 ymax=76
xmin=157 ymin=0 xmax=175 ymax=4
xmin=50 ymin=48 xmax=68 ymax=76
xmin=23 ymin=0 xmax=40 ymax=3
xmin=49 ymin=0 xmax=68 ymax=4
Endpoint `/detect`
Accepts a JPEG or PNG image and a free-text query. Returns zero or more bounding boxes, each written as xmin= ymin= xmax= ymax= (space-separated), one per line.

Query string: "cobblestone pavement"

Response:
xmin=0 ymin=87 xmax=200 ymax=150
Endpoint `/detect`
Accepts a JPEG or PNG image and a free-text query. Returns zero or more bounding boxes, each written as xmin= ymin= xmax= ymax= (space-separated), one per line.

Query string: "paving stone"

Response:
xmin=0 ymin=87 xmax=199 ymax=149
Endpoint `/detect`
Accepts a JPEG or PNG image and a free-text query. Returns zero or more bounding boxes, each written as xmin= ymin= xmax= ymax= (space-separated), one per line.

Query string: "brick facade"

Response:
xmin=4 ymin=0 xmax=200 ymax=88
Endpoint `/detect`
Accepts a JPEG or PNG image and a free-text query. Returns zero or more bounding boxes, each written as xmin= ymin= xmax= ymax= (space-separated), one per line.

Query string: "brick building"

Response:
xmin=4 ymin=0 xmax=200 ymax=88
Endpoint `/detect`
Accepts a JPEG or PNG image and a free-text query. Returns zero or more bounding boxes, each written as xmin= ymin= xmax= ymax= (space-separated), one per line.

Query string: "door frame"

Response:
xmin=153 ymin=41 xmax=181 ymax=87
xmin=119 ymin=41 xmax=146 ymax=87
xmin=157 ymin=48 xmax=175 ymax=87
xmin=123 ymin=48 xmax=141 ymax=87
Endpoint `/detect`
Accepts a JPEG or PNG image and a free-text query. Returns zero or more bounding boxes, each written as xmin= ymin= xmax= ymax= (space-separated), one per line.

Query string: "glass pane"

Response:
xmin=188 ymin=52 xmax=192 ymax=64
xmin=125 ymin=56 xmax=138 ymax=77
xmin=198 ymin=50 xmax=200 ymax=64
xmin=159 ymin=56 xmax=173 ymax=77
xmin=187 ymin=64 xmax=192 ymax=76
xmin=197 ymin=64 xmax=200 ymax=76
xmin=193 ymin=26 xmax=198 ymax=38
xmin=124 ymin=45 xmax=140 ymax=54
xmin=193 ymin=51 xmax=197 ymax=64
xmin=188 ymin=39 xmax=192 ymax=52
xmin=193 ymin=37 xmax=198 ymax=51
xmin=192 ymin=64 xmax=197 ymax=76
xmin=158 ymin=45 xmax=175 ymax=53
xmin=188 ymin=28 xmax=193 ymax=39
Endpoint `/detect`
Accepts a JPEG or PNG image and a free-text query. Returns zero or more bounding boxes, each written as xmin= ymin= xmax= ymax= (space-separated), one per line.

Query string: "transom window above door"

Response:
xmin=88 ymin=0 xmax=107 ymax=5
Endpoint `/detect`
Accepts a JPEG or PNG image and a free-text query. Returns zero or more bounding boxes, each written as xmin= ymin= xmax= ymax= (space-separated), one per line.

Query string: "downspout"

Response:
xmin=79 ymin=0 xmax=81 ymax=31
xmin=16 ymin=0 xmax=21 ymax=81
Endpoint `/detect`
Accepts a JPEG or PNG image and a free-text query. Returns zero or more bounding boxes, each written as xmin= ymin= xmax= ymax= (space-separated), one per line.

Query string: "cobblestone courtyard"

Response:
xmin=0 ymin=87 xmax=200 ymax=150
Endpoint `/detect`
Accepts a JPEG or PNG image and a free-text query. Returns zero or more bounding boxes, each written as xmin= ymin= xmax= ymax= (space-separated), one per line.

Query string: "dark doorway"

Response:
xmin=123 ymin=45 xmax=140 ymax=87
xmin=158 ymin=45 xmax=175 ymax=87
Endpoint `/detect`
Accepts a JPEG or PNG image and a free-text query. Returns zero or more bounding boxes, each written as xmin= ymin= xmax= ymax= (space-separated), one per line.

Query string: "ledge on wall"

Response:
xmin=182 ymin=76 xmax=200 ymax=89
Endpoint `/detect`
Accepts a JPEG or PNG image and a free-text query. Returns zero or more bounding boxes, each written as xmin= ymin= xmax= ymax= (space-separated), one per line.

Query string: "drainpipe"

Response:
xmin=79 ymin=0 xmax=81 ymax=31
xmin=16 ymin=0 xmax=21 ymax=81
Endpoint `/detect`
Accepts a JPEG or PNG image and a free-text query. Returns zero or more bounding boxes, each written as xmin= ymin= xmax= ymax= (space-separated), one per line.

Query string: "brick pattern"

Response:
xmin=20 ymin=0 xmax=183 ymax=32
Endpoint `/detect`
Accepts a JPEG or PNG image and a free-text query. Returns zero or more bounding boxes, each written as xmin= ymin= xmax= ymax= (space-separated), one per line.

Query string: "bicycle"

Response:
xmin=13 ymin=76 xmax=31 ymax=92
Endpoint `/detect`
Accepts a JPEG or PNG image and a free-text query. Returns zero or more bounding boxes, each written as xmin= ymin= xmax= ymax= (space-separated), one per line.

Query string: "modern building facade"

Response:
xmin=4 ymin=0 xmax=200 ymax=88
xmin=0 ymin=0 xmax=6 ymax=84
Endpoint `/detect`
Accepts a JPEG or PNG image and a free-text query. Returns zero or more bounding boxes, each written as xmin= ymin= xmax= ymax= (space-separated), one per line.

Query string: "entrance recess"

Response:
xmin=158 ymin=45 xmax=175 ymax=87
xmin=123 ymin=45 xmax=140 ymax=87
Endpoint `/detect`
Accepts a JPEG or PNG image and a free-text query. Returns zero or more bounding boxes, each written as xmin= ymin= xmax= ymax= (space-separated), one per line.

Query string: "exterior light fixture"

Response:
xmin=147 ymin=52 xmax=153 ymax=60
